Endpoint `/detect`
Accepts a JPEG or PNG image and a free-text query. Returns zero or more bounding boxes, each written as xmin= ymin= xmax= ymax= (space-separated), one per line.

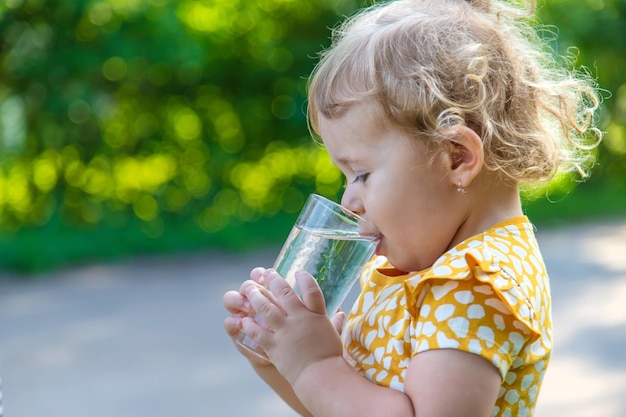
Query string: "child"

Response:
xmin=223 ymin=0 xmax=602 ymax=416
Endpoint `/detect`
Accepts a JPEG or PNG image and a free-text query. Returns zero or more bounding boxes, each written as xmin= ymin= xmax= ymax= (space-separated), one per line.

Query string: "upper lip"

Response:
xmin=359 ymin=220 xmax=379 ymax=238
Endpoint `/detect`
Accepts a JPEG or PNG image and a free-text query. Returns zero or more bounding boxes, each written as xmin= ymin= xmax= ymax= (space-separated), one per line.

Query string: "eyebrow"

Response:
xmin=332 ymin=157 xmax=355 ymax=172
xmin=334 ymin=156 xmax=350 ymax=165
xmin=334 ymin=155 xmax=362 ymax=166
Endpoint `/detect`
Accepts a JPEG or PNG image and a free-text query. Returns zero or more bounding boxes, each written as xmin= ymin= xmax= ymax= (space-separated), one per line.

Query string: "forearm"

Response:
xmin=252 ymin=362 xmax=313 ymax=417
xmin=292 ymin=356 xmax=415 ymax=417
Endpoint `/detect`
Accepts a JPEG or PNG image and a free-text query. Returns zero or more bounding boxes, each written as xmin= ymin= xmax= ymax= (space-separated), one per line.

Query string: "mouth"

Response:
xmin=357 ymin=220 xmax=381 ymax=255
xmin=358 ymin=222 xmax=379 ymax=238
xmin=374 ymin=237 xmax=383 ymax=256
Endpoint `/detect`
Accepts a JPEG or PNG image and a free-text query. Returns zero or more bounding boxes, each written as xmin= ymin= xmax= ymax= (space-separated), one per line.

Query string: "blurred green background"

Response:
xmin=0 ymin=0 xmax=623 ymax=273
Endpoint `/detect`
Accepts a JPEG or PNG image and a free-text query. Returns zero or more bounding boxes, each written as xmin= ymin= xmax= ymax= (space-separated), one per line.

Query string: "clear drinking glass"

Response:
xmin=235 ymin=194 xmax=379 ymax=360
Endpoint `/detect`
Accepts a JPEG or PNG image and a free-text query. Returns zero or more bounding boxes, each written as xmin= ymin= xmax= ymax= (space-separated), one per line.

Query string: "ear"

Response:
xmin=444 ymin=126 xmax=484 ymax=189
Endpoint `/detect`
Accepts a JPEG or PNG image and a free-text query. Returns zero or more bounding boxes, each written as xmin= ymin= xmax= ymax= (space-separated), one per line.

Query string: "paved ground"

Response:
xmin=1 ymin=216 xmax=625 ymax=417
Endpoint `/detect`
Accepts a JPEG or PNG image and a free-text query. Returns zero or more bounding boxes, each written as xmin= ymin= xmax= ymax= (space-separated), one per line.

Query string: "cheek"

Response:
xmin=365 ymin=187 xmax=409 ymax=229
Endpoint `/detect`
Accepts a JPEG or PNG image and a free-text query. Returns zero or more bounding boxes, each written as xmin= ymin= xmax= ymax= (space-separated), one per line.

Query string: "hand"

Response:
xmin=241 ymin=270 xmax=345 ymax=385
xmin=223 ymin=267 xmax=274 ymax=366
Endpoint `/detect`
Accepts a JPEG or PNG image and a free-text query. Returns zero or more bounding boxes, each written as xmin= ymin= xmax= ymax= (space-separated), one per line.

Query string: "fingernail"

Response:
xmin=267 ymin=270 xmax=280 ymax=280
xmin=245 ymin=285 xmax=256 ymax=297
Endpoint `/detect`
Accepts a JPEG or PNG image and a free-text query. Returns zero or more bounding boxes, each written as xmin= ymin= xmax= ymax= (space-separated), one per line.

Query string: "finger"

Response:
xmin=223 ymin=290 xmax=251 ymax=316
xmin=250 ymin=267 xmax=268 ymax=285
xmin=240 ymin=317 xmax=270 ymax=353
xmin=294 ymin=270 xmax=326 ymax=315
xmin=242 ymin=276 xmax=286 ymax=314
xmin=239 ymin=279 xmax=264 ymax=296
xmin=265 ymin=270 xmax=306 ymax=312
xmin=329 ymin=310 xmax=346 ymax=335
xmin=223 ymin=316 xmax=243 ymax=338
xmin=245 ymin=283 xmax=286 ymax=328
xmin=240 ymin=306 xmax=275 ymax=350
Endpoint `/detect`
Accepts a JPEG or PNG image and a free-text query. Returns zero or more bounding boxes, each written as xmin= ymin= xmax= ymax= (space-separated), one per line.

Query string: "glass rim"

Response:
xmin=307 ymin=194 xmax=379 ymax=239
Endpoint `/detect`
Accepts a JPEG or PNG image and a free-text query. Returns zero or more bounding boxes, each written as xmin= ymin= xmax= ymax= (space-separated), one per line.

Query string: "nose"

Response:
xmin=341 ymin=184 xmax=364 ymax=216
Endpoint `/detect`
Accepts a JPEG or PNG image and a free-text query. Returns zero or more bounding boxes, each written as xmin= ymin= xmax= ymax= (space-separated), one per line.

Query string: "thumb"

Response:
xmin=294 ymin=270 xmax=326 ymax=315
xmin=329 ymin=310 xmax=346 ymax=335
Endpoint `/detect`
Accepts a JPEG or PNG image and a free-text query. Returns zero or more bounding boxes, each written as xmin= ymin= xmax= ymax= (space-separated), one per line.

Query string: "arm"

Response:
xmin=291 ymin=350 xmax=500 ymax=417
xmin=252 ymin=360 xmax=314 ymax=417
xmin=244 ymin=270 xmax=502 ymax=417
xmin=223 ymin=267 xmax=314 ymax=416
xmin=223 ymin=313 xmax=312 ymax=416
xmin=403 ymin=349 xmax=501 ymax=417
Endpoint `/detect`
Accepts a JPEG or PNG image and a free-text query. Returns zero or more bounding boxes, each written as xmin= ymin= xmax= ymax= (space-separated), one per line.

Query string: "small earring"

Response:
xmin=457 ymin=181 xmax=467 ymax=194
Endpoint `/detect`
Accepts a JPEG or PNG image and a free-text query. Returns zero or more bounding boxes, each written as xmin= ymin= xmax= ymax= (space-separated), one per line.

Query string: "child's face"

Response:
xmin=318 ymin=101 xmax=463 ymax=272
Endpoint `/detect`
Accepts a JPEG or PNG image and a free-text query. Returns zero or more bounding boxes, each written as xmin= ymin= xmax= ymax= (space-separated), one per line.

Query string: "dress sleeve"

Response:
xmin=408 ymin=276 xmax=533 ymax=378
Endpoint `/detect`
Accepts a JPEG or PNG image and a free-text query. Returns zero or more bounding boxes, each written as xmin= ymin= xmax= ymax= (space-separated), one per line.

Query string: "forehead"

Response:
xmin=318 ymin=101 xmax=431 ymax=169
xmin=317 ymin=102 xmax=389 ymax=159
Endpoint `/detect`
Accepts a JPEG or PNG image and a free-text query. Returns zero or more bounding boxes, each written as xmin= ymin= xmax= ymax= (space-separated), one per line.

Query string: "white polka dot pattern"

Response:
xmin=342 ymin=217 xmax=552 ymax=416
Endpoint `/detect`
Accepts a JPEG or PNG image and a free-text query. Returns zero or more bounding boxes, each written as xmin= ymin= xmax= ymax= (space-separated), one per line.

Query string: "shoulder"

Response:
xmin=406 ymin=216 xmax=550 ymax=335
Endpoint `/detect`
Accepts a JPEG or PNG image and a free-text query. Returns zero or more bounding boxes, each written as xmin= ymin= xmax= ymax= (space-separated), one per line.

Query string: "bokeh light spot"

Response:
xmin=102 ymin=56 xmax=127 ymax=81
xmin=268 ymin=47 xmax=293 ymax=71
xmin=83 ymin=168 xmax=112 ymax=198
xmin=80 ymin=199 xmax=103 ymax=224
xmin=213 ymin=112 xmax=244 ymax=153
xmin=5 ymin=0 xmax=24 ymax=9
xmin=173 ymin=109 xmax=202 ymax=141
xmin=7 ymin=164 xmax=31 ymax=215
xmin=605 ymin=124 xmax=626 ymax=155
xmin=89 ymin=3 xmax=113 ymax=26
xmin=315 ymin=153 xmax=341 ymax=184
xmin=33 ymin=159 xmax=58 ymax=192
xmin=163 ymin=186 xmax=190 ymax=212
xmin=182 ymin=171 xmax=211 ymax=198
xmin=213 ymin=188 xmax=241 ymax=216
xmin=0 ymin=95 xmax=26 ymax=149
xmin=197 ymin=206 xmax=228 ymax=233
xmin=64 ymin=160 xmax=86 ymax=188
xmin=133 ymin=194 xmax=158 ymax=221
xmin=271 ymin=95 xmax=296 ymax=120
xmin=68 ymin=100 xmax=92 ymax=124
xmin=103 ymin=121 xmax=127 ymax=148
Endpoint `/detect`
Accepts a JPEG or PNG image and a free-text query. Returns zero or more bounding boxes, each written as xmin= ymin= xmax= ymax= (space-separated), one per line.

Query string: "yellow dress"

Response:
xmin=342 ymin=216 xmax=552 ymax=417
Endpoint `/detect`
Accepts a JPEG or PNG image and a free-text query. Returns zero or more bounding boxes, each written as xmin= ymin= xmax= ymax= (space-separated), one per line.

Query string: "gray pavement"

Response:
xmin=1 ymin=217 xmax=625 ymax=417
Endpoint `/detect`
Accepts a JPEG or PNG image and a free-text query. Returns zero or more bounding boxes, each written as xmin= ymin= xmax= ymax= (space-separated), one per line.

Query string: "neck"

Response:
xmin=447 ymin=180 xmax=523 ymax=251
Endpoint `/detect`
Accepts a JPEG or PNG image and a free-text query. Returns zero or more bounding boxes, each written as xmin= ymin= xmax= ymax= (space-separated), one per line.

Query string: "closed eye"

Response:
xmin=352 ymin=173 xmax=369 ymax=184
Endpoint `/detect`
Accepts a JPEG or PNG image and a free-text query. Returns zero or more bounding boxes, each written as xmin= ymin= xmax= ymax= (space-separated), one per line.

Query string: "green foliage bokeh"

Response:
xmin=0 ymin=0 xmax=624 ymax=272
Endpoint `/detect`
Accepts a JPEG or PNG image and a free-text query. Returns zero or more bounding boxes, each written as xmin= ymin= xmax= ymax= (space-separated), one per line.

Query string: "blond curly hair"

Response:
xmin=307 ymin=0 xmax=602 ymax=186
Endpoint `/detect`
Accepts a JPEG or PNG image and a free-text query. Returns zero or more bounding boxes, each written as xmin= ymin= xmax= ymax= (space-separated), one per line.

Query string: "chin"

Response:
xmin=385 ymin=253 xmax=421 ymax=274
